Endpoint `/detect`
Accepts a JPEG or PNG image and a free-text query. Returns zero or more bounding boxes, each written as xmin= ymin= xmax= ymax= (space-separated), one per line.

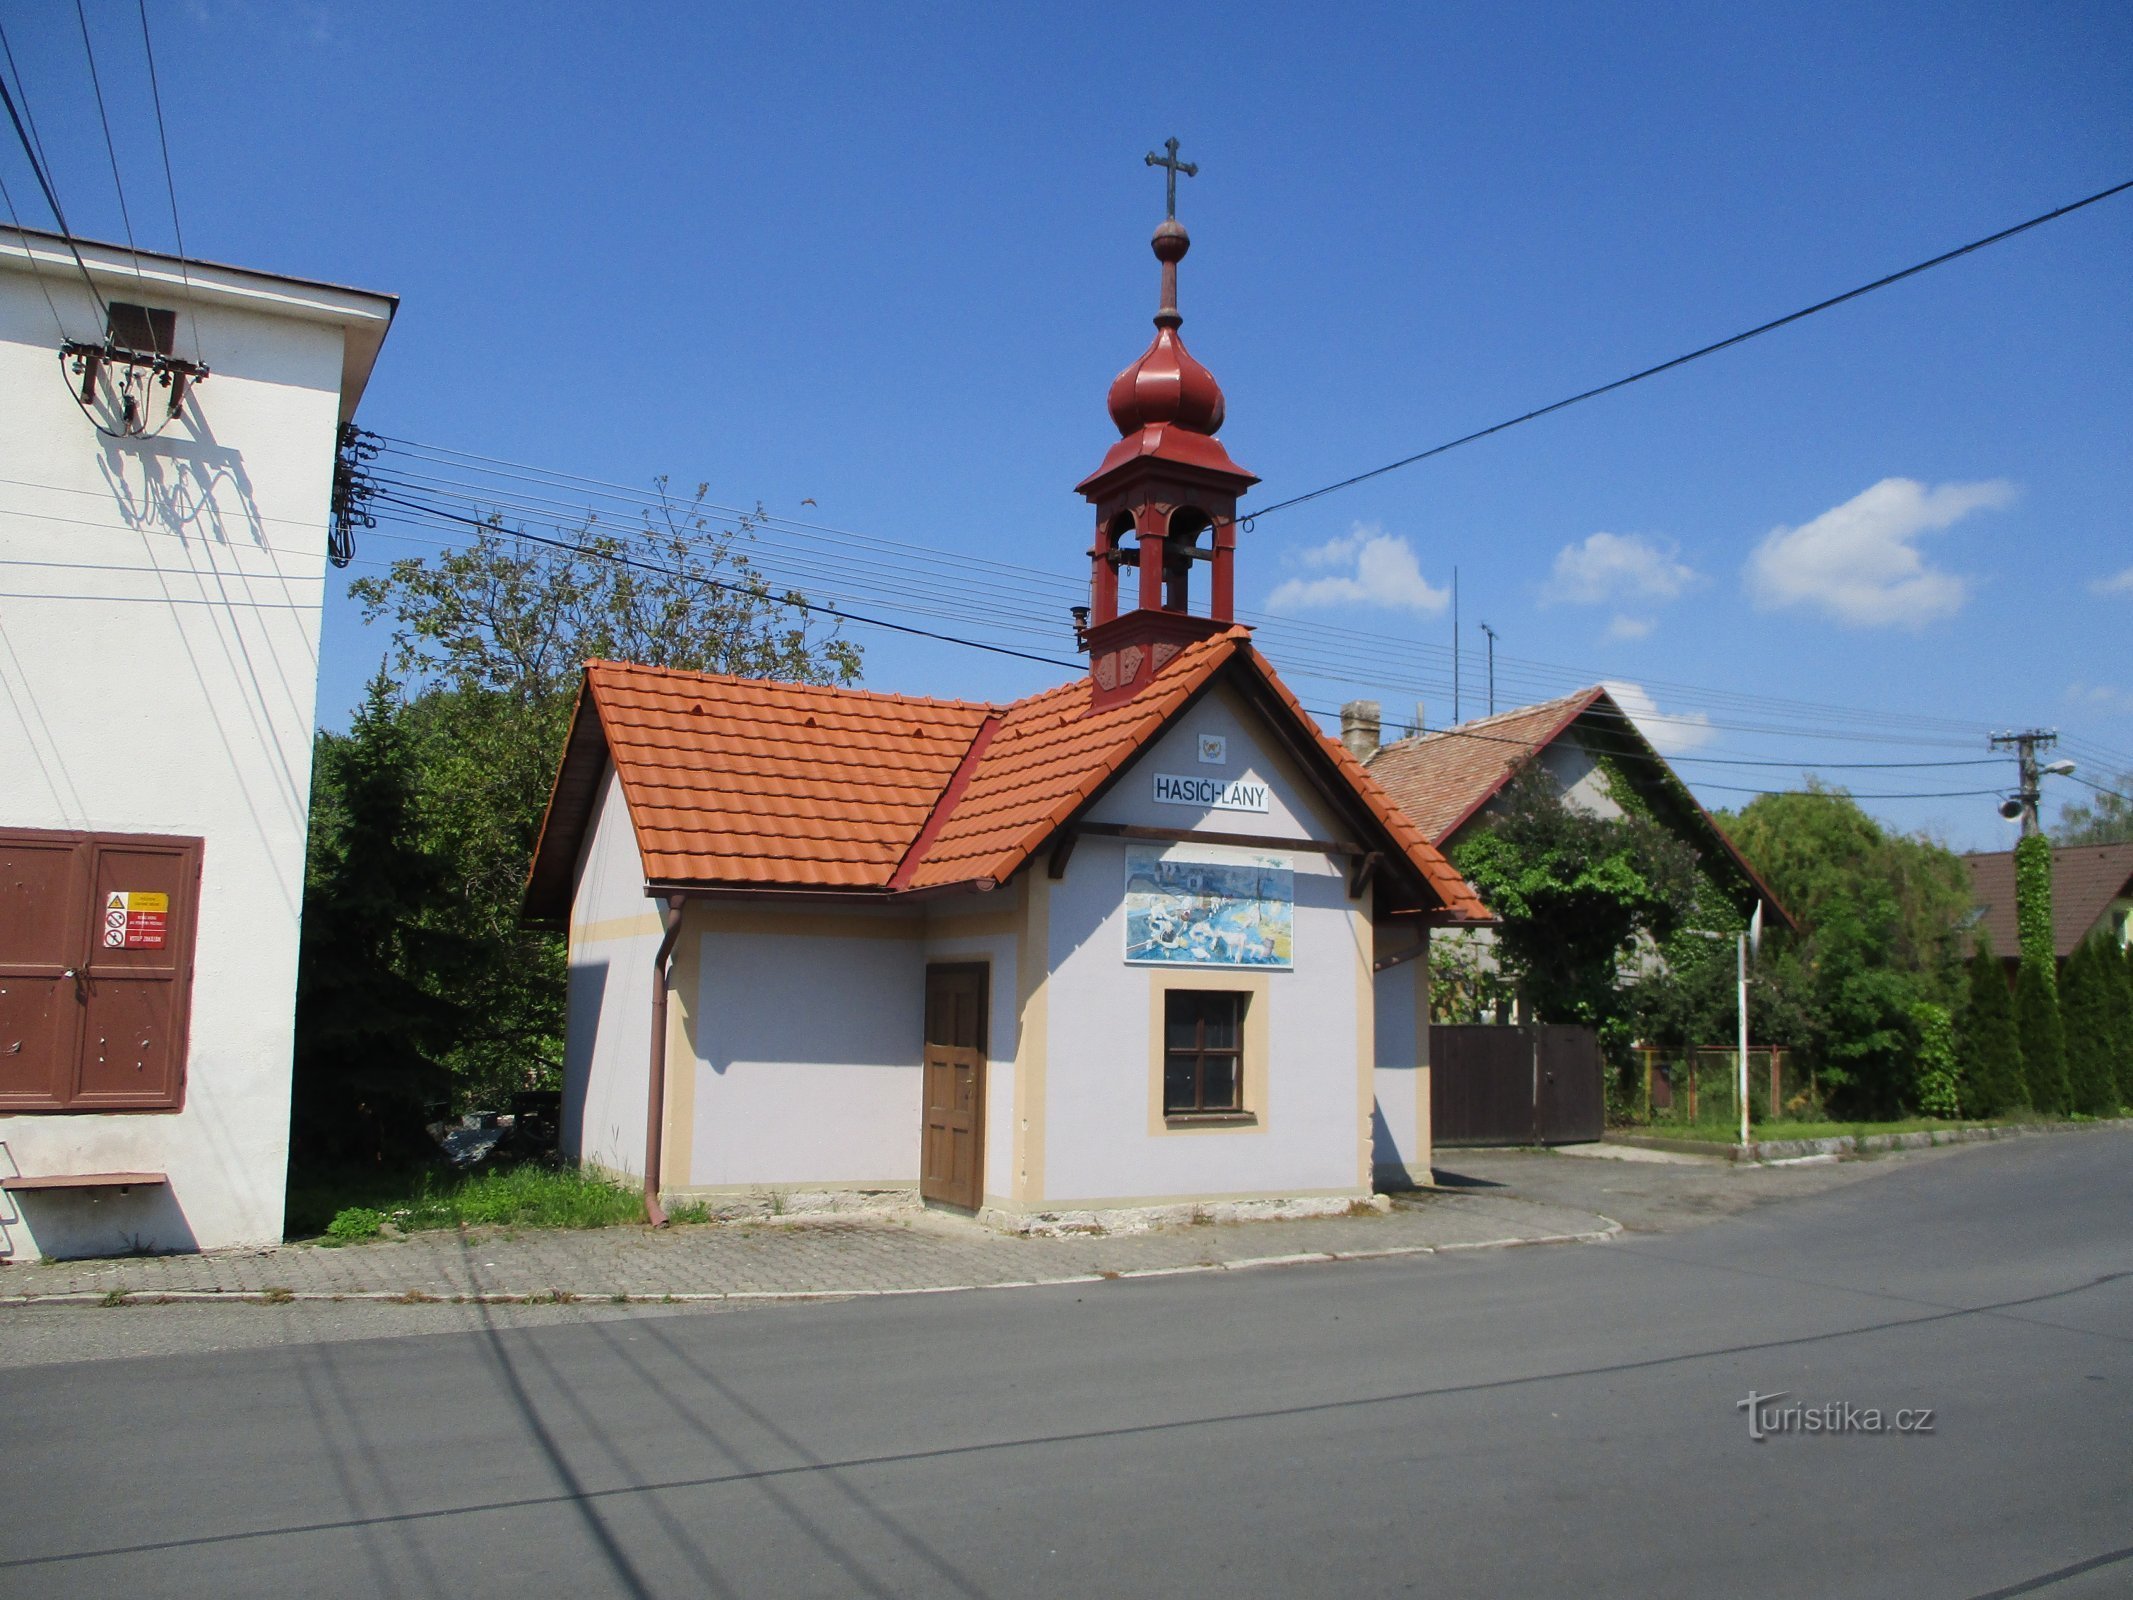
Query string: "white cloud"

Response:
xmin=1745 ymin=477 xmax=2014 ymax=628
xmin=1603 ymin=680 xmax=1717 ymax=756
xmin=2066 ymin=681 xmax=2133 ymax=715
xmin=1542 ymin=532 xmax=1698 ymax=607
xmin=2090 ymin=567 xmax=2133 ymax=597
xmin=1266 ymin=525 xmax=1449 ymax=616
xmin=1605 ymin=614 xmax=1655 ymax=642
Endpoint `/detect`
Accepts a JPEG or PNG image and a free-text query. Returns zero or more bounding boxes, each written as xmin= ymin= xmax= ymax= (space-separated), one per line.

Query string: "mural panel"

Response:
xmin=1124 ymin=842 xmax=1294 ymax=968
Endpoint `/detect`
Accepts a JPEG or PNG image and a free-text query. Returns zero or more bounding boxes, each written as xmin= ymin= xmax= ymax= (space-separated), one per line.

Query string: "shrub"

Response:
xmin=326 ymin=1207 xmax=386 ymax=1242
xmin=1957 ymin=939 xmax=2026 ymax=1116
xmin=2063 ymin=937 xmax=2122 ymax=1116
xmin=2015 ymin=957 xmax=2069 ymax=1115
xmin=2112 ymin=941 xmax=2133 ymax=1107
xmin=1909 ymin=1000 xmax=1961 ymax=1118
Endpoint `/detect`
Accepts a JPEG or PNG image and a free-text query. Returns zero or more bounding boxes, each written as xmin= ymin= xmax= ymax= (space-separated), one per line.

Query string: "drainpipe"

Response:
xmin=643 ymin=896 xmax=686 ymax=1228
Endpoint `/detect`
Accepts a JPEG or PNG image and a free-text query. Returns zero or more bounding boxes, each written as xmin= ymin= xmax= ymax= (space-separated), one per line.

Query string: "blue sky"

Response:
xmin=5 ymin=1 xmax=2129 ymax=848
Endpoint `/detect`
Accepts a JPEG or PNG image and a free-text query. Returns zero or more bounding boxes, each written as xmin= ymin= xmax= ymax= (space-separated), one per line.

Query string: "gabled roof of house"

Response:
xmin=1364 ymin=685 xmax=1796 ymax=931
xmin=1961 ymin=841 xmax=2133 ymax=960
xmin=524 ymin=628 xmax=1488 ymax=925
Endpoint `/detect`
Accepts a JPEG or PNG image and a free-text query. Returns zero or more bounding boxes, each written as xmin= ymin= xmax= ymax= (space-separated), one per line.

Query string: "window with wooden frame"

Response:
xmin=1163 ymin=989 xmax=1247 ymax=1118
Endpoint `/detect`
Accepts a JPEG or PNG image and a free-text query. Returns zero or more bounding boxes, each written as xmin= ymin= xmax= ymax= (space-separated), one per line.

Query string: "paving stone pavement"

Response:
xmin=0 ymin=1189 xmax=1615 ymax=1304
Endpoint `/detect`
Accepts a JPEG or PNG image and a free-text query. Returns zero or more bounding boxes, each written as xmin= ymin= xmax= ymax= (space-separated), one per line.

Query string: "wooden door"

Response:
xmin=921 ymin=964 xmax=987 ymax=1210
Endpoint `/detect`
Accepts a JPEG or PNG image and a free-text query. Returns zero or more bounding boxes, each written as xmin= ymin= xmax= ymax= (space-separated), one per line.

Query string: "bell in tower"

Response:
xmin=1076 ymin=139 xmax=1258 ymax=710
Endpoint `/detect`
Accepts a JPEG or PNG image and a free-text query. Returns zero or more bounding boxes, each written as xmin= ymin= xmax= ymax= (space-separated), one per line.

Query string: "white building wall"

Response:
xmin=1371 ymin=941 xmax=1431 ymax=1186
xmin=561 ymin=767 xmax=660 ymax=1179
xmin=1038 ymin=684 xmax=1373 ymax=1207
xmin=0 ymin=237 xmax=390 ymax=1258
xmin=678 ymin=904 xmax=927 ymax=1192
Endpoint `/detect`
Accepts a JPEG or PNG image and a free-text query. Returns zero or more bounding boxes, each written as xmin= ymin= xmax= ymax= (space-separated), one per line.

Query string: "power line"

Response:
xmin=0 ymin=17 xmax=108 ymax=322
xmin=366 ymin=490 xmax=1087 ymax=674
xmin=73 ymin=0 xmax=142 ymax=267
xmin=361 ymin=481 xmax=2019 ymax=805
xmin=1240 ymin=176 xmax=2133 ymax=525
xmin=367 ymin=436 xmax=2004 ymax=751
xmin=135 ymin=0 xmax=202 ymax=366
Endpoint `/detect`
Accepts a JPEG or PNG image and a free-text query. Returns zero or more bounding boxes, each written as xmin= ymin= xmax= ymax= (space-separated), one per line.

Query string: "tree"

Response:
xmin=291 ymin=673 xmax=470 ymax=1163
xmin=1721 ymin=784 xmax=1973 ymax=1115
xmin=2014 ymin=957 xmax=2070 ymax=1115
xmin=2062 ymin=936 xmax=2122 ymax=1115
xmin=1955 ymin=938 xmax=2025 ymax=1117
xmin=1450 ymin=765 xmax=1700 ymax=1050
xmin=2051 ymin=776 xmax=2133 ymax=846
xmin=329 ymin=485 xmax=862 ymax=1109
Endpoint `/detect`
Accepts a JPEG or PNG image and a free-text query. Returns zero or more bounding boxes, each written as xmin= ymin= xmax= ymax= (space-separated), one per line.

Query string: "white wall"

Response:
xmin=680 ymin=905 xmax=928 ymax=1191
xmin=561 ymin=767 xmax=659 ymax=1179
xmin=1372 ymin=942 xmax=1431 ymax=1185
xmin=0 ymin=241 xmax=389 ymax=1258
xmin=1038 ymin=683 xmax=1373 ymax=1206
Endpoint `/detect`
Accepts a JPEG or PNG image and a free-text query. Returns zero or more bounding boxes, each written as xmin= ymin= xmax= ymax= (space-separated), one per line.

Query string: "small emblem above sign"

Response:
xmin=101 ymin=890 xmax=170 ymax=949
xmin=1152 ymin=772 xmax=1269 ymax=813
xmin=1197 ymin=734 xmax=1226 ymax=765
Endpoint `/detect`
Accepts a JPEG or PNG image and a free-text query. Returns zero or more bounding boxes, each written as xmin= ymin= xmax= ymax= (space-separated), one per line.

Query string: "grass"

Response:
xmin=287 ymin=1159 xmax=654 ymax=1243
xmin=1634 ymin=1113 xmax=2055 ymax=1144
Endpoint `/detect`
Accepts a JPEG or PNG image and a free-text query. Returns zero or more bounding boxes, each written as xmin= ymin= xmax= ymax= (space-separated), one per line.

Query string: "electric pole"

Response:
xmin=1479 ymin=621 xmax=1499 ymax=716
xmin=1451 ymin=566 xmax=1460 ymax=725
xmin=1991 ymin=729 xmax=2059 ymax=836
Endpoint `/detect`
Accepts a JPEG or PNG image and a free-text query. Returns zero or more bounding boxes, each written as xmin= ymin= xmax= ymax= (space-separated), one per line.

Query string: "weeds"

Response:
xmin=98 ymin=1289 xmax=129 ymax=1308
xmin=292 ymin=1162 xmax=651 ymax=1243
xmin=259 ymin=1287 xmax=295 ymax=1304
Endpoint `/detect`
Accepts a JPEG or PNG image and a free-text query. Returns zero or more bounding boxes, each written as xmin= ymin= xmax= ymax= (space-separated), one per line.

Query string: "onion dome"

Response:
xmin=1105 ymin=220 xmax=1227 ymax=437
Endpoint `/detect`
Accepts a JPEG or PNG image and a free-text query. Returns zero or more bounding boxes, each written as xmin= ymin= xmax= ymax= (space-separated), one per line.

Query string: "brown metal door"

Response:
xmin=0 ymin=828 xmax=200 ymax=1112
xmin=74 ymin=838 xmax=199 ymax=1108
xmin=0 ymin=831 xmax=87 ymax=1107
xmin=921 ymin=964 xmax=987 ymax=1210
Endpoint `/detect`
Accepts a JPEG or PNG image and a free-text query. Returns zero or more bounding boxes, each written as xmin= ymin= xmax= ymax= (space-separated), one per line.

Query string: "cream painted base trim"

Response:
xmin=983 ymin=1183 xmax=1368 ymax=1216
xmin=1373 ymin=1162 xmax=1432 ymax=1189
xmin=657 ymin=1180 xmax=918 ymax=1199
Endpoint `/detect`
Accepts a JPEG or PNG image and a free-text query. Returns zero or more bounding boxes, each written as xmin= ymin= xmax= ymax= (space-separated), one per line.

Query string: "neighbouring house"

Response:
xmin=523 ymin=207 xmax=1487 ymax=1226
xmin=1963 ymin=841 xmax=2133 ymax=963
xmin=0 ymin=225 xmax=395 ymax=1259
xmin=1354 ymin=686 xmax=1793 ymax=1018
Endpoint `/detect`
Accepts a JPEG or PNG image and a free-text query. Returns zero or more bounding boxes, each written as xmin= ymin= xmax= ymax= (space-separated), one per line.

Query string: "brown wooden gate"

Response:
xmin=1430 ymin=1023 xmax=1602 ymax=1146
xmin=920 ymin=964 xmax=987 ymax=1210
xmin=0 ymin=828 xmax=202 ymax=1112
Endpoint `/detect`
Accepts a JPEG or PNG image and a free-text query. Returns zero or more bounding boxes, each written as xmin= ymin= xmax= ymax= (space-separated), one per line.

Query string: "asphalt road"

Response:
xmin=3 ymin=1129 xmax=2128 ymax=1599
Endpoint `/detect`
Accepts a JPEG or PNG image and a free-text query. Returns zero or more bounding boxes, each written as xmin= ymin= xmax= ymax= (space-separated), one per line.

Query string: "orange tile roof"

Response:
xmin=1368 ymin=690 xmax=1602 ymax=844
xmin=576 ymin=662 xmax=993 ymax=890
xmin=525 ymin=631 xmax=1487 ymax=923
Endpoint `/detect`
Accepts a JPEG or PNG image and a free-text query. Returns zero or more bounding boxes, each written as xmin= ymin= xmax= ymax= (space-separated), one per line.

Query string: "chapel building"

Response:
xmin=525 ymin=190 xmax=1487 ymax=1226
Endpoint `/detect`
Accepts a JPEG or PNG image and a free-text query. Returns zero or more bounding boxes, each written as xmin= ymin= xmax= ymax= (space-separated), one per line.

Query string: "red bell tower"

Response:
xmin=1077 ymin=139 xmax=1258 ymax=709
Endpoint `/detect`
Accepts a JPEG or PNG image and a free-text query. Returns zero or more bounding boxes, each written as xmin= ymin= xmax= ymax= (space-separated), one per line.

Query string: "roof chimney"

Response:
xmin=1340 ymin=699 xmax=1382 ymax=763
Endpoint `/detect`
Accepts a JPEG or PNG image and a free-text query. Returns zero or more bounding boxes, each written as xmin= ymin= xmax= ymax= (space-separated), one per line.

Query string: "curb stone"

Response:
xmin=1608 ymin=1115 xmax=2130 ymax=1166
xmin=0 ymin=1220 xmax=1622 ymax=1309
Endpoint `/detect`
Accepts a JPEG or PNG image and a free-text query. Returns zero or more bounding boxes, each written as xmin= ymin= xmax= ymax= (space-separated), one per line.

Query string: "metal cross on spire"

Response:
xmin=1144 ymin=137 xmax=1198 ymax=218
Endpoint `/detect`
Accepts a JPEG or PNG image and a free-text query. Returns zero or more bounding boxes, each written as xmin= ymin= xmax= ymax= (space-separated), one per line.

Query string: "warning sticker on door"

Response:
xmin=102 ymin=890 xmax=170 ymax=949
